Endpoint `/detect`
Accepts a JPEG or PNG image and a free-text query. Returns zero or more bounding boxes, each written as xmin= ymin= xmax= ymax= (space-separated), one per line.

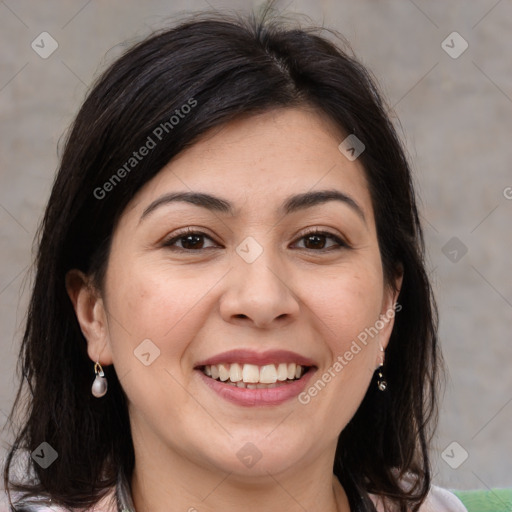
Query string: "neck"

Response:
xmin=129 ymin=442 xmax=350 ymax=512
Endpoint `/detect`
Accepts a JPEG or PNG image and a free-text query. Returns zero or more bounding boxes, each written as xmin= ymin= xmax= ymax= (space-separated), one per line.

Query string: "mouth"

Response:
xmin=194 ymin=349 xmax=317 ymax=406
xmin=198 ymin=362 xmax=313 ymax=389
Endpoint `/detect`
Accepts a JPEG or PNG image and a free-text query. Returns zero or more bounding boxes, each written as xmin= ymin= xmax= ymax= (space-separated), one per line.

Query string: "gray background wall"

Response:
xmin=1 ymin=0 xmax=511 ymax=492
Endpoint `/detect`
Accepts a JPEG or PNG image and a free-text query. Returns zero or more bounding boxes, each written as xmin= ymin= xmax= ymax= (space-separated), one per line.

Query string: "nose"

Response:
xmin=219 ymin=248 xmax=300 ymax=329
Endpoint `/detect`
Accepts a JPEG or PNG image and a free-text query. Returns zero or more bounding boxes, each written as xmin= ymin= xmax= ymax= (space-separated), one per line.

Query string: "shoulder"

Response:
xmin=0 ymin=487 xmax=118 ymax=512
xmin=0 ymin=490 xmax=52 ymax=511
xmin=0 ymin=489 xmax=63 ymax=511
xmin=369 ymin=485 xmax=468 ymax=512
xmin=420 ymin=485 xmax=468 ymax=512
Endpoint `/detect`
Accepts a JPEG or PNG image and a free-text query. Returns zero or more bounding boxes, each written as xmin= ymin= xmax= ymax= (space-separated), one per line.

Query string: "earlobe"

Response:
xmin=65 ymin=269 xmax=113 ymax=366
xmin=376 ymin=271 xmax=404 ymax=360
xmin=391 ymin=266 xmax=404 ymax=304
xmin=384 ymin=269 xmax=404 ymax=317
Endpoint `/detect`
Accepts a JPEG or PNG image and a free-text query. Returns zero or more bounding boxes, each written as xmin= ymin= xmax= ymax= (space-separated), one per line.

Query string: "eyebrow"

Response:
xmin=140 ymin=189 xmax=366 ymax=224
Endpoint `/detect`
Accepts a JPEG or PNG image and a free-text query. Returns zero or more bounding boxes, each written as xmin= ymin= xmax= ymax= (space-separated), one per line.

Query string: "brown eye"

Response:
xmin=294 ymin=231 xmax=347 ymax=251
xmin=179 ymin=234 xmax=206 ymax=249
xmin=163 ymin=230 xmax=218 ymax=251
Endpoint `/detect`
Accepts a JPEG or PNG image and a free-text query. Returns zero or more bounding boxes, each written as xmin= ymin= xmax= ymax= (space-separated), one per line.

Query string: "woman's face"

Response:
xmin=78 ymin=108 xmax=400 ymax=479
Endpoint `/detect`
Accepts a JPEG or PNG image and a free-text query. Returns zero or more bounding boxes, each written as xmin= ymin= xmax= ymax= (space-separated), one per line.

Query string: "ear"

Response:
xmin=375 ymin=268 xmax=404 ymax=367
xmin=65 ymin=269 xmax=113 ymax=366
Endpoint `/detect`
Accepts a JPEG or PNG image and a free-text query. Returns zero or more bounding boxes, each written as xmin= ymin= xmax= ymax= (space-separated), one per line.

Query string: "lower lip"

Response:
xmin=196 ymin=368 xmax=316 ymax=407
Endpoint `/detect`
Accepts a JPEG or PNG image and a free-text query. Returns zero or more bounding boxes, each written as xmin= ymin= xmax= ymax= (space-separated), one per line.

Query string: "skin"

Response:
xmin=67 ymin=107 xmax=402 ymax=512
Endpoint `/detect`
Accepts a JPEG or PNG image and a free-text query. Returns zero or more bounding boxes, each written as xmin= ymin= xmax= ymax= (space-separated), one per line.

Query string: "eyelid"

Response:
xmin=162 ymin=226 xmax=350 ymax=252
xmin=291 ymin=228 xmax=350 ymax=250
xmin=161 ymin=227 xmax=221 ymax=249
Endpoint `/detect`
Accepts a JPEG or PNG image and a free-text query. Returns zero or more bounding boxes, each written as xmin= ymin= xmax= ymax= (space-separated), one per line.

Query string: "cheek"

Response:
xmin=104 ymin=258 xmax=225 ymax=368
xmin=306 ymin=263 xmax=384 ymax=349
xmin=102 ymin=260 xmax=219 ymax=421
xmin=295 ymin=263 xmax=384 ymax=423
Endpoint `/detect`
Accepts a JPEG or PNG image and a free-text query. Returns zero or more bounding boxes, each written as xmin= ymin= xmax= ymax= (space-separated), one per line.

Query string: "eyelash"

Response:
xmin=162 ymin=227 xmax=349 ymax=253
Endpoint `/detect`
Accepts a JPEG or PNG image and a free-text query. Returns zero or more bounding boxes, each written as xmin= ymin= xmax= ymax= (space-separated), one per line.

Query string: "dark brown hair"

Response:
xmin=3 ymin=4 xmax=441 ymax=511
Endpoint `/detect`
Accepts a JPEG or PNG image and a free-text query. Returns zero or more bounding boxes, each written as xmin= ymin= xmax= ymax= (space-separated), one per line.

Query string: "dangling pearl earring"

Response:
xmin=91 ymin=362 xmax=108 ymax=398
xmin=377 ymin=344 xmax=387 ymax=391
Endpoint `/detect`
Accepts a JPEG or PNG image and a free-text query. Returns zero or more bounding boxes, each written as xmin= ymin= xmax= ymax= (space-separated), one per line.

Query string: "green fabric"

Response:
xmin=452 ymin=489 xmax=512 ymax=512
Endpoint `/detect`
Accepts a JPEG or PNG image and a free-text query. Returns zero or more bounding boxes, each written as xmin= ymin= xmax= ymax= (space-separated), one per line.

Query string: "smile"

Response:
xmin=200 ymin=362 xmax=309 ymax=388
xmin=194 ymin=349 xmax=317 ymax=406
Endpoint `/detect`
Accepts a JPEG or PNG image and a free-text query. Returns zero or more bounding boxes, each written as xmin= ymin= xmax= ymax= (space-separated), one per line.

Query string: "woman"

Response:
xmin=1 ymin=5 xmax=467 ymax=512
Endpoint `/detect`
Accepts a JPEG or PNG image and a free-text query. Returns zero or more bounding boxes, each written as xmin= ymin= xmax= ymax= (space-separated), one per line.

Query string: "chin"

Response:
xmin=192 ymin=430 xmax=314 ymax=478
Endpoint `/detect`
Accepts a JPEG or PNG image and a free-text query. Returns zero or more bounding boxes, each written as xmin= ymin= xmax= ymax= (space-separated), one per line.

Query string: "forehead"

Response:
xmin=127 ymin=107 xmax=374 ymax=221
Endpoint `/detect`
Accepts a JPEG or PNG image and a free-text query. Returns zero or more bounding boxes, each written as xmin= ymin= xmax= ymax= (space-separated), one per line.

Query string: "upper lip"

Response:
xmin=194 ymin=349 xmax=317 ymax=368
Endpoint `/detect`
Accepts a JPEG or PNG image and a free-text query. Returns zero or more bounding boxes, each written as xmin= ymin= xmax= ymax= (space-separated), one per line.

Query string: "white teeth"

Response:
xmin=259 ymin=364 xmax=278 ymax=384
xmin=218 ymin=363 xmax=230 ymax=382
xmin=242 ymin=364 xmax=260 ymax=383
xmin=229 ymin=363 xmax=243 ymax=382
xmin=276 ymin=363 xmax=288 ymax=381
xmin=202 ymin=362 xmax=307 ymax=384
